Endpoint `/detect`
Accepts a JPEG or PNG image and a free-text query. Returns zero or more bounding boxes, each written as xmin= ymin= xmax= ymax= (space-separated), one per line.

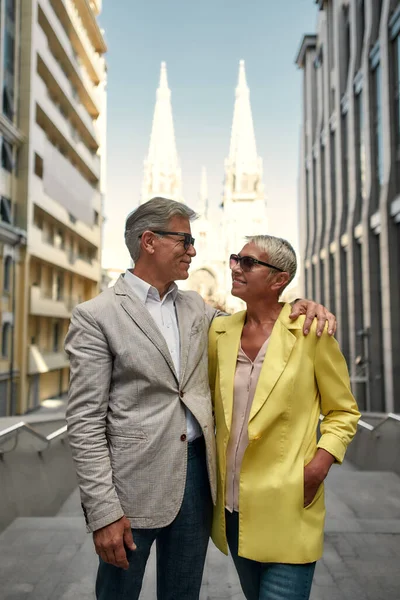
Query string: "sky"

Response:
xmin=99 ymin=0 xmax=319 ymax=269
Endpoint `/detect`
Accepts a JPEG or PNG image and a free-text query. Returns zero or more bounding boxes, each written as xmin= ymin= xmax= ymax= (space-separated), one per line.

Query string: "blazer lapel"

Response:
xmin=114 ymin=275 xmax=178 ymax=382
xmin=249 ymin=304 xmax=300 ymax=422
xmin=216 ymin=312 xmax=246 ymax=431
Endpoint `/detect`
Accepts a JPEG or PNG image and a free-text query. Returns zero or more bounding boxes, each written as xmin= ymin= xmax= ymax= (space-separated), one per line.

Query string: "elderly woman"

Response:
xmin=208 ymin=235 xmax=360 ymax=600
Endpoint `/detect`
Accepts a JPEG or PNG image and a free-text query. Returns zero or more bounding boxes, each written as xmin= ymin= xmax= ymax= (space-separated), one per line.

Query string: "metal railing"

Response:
xmin=0 ymin=420 xmax=67 ymax=455
xmin=320 ymin=412 xmax=400 ymax=431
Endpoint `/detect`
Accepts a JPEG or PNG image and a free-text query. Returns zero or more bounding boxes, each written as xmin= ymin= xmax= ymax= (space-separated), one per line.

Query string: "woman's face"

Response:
xmin=230 ymin=243 xmax=285 ymax=301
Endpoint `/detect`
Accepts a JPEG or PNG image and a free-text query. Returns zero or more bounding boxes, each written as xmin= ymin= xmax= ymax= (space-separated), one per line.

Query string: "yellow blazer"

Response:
xmin=208 ymin=303 xmax=360 ymax=564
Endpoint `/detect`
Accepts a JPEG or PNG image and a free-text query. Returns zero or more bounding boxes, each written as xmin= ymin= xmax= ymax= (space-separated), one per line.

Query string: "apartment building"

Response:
xmin=0 ymin=0 xmax=107 ymax=415
xmin=0 ymin=0 xmax=27 ymax=415
xmin=296 ymin=0 xmax=400 ymax=413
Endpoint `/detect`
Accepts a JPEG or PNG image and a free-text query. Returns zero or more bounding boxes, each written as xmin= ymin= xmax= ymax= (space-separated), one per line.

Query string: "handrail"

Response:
xmin=0 ymin=420 xmax=67 ymax=455
xmin=370 ymin=412 xmax=400 ymax=432
xmin=319 ymin=413 xmax=400 ymax=432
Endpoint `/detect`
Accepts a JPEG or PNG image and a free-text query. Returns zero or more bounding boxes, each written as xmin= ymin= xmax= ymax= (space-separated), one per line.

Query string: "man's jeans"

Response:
xmin=225 ymin=510 xmax=316 ymax=600
xmin=96 ymin=436 xmax=213 ymax=600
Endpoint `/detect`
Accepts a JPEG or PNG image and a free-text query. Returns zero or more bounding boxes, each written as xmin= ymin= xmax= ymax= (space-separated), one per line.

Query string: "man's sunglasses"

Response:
xmin=229 ymin=253 xmax=284 ymax=273
xmin=141 ymin=230 xmax=195 ymax=251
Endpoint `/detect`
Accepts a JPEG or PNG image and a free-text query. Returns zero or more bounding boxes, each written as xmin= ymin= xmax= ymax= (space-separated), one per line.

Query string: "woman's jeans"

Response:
xmin=225 ymin=510 xmax=316 ymax=600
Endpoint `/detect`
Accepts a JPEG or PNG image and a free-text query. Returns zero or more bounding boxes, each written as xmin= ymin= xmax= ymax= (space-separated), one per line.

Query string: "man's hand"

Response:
xmin=290 ymin=299 xmax=336 ymax=337
xmin=303 ymin=449 xmax=335 ymax=507
xmin=93 ymin=516 xmax=136 ymax=570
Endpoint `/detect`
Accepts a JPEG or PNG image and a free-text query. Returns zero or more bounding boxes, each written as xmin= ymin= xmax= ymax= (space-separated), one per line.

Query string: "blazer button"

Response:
xmin=180 ymin=434 xmax=187 ymax=442
xmin=179 ymin=391 xmax=184 ymax=398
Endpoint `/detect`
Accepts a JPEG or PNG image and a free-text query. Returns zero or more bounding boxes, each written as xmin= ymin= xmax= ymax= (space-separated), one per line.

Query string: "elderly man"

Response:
xmin=65 ymin=197 xmax=336 ymax=600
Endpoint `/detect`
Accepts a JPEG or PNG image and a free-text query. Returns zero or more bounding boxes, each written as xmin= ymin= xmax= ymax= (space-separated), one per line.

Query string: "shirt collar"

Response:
xmin=124 ymin=269 xmax=178 ymax=303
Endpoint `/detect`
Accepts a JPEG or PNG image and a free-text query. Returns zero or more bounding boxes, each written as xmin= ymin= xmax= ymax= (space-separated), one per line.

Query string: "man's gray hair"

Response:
xmin=125 ymin=197 xmax=198 ymax=262
xmin=245 ymin=235 xmax=297 ymax=292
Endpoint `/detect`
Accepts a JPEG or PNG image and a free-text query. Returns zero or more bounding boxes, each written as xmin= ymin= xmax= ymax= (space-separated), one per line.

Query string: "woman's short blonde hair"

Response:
xmin=245 ymin=235 xmax=297 ymax=292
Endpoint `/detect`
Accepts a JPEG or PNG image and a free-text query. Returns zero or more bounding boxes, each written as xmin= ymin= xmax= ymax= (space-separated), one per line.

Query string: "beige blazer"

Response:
xmin=65 ymin=275 xmax=218 ymax=532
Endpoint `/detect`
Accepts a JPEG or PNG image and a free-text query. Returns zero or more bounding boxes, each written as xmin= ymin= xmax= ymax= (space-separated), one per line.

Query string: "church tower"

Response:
xmin=222 ymin=60 xmax=267 ymax=256
xmin=141 ymin=62 xmax=183 ymax=203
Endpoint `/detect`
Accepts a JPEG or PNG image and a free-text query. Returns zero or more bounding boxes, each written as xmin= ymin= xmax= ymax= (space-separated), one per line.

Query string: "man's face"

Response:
xmin=153 ymin=215 xmax=196 ymax=281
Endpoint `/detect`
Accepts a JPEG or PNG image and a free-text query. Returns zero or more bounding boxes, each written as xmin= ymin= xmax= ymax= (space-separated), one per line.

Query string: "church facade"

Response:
xmin=141 ymin=61 xmax=268 ymax=311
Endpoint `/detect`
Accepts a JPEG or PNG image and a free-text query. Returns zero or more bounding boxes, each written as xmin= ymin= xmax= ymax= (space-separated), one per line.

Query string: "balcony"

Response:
xmin=38 ymin=2 xmax=102 ymax=117
xmin=29 ymin=226 xmax=101 ymax=282
xmin=36 ymin=105 xmax=100 ymax=190
xmin=35 ymin=78 xmax=100 ymax=181
xmin=36 ymin=33 xmax=99 ymax=147
xmin=91 ymin=0 xmax=102 ymax=15
xmin=31 ymin=174 xmax=101 ymax=248
xmin=30 ymin=285 xmax=72 ymax=319
xmin=73 ymin=0 xmax=107 ymax=54
xmin=48 ymin=0 xmax=106 ymax=84
xmin=28 ymin=345 xmax=70 ymax=375
xmin=63 ymin=0 xmax=105 ymax=81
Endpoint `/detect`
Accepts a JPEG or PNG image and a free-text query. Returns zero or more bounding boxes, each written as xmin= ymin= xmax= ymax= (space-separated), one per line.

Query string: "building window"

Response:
xmin=94 ymin=210 xmax=99 ymax=225
xmin=341 ymin=114 xmax=349 ymax=235
xmin=3 ymin=255 xmax=12 ymax=293
xmin=54 ymin=229 xmax=65 ymax=250
xmin=329 ymin=131 xmax=336 ymax=243
xmin=373 ymin=63 xmax=384 ymax=191
xmin=394 ymin=34 xmax=400 ymax=191
xmin=34 ymin=153 xmax=44 ymax=178
xmin=1 ymin=139 xmax=13 ymax=172
xmin=319 ymin=259 xmax=325 ymax=306
xmin=329 ymin=253 xmax=336 ymax=315
xmin=1 ymin=323 xmax=11 ymax=358
xmin=52 ymin=272 xmax=63 ymax=301
xmin=359 ymin=0 xmax=365 ymax=41
xmin=320 ymin=145 xmax=326 ymax=244
xmin=312 ymin=157 xmax=317 ymax=253
xmin=357 ymin=91 xmax=366 ymax=210
xmin=53 ymin=322 xmax=60 ymax=352
xmin=2 ymin=0 xmax=16 ymax=122
xmin=0 ymin=196 xmax=12 ymax=224
xmin=5 ymin=0 xmax=16 ymax=21
xmin=343 ymin=6 xmax=351 ymax=87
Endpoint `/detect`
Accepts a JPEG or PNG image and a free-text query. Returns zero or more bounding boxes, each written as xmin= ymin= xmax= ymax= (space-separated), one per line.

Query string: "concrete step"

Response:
xmin=1 ymin=465 xmax=400 ymax=599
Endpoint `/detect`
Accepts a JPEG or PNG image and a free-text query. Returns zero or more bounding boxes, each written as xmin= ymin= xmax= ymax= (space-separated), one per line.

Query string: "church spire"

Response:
xmin=141 ymin=62 xmax=183 ymax=203
xmin=222 ymin=60 xmax=267 ymax=297
xmin=227 ymin=60 xmax=262 ymax=184
xmin=199 ymin=166 xmax=208 ymax=219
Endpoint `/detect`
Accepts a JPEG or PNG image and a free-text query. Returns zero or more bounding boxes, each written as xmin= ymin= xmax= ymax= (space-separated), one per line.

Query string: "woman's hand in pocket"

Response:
xmin=303 ymin=449 xmax=335 ymax=507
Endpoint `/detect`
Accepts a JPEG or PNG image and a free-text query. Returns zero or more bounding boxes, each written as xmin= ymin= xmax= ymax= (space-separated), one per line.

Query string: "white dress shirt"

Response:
xmin=124 ymin=269 xmax=202 ymax=442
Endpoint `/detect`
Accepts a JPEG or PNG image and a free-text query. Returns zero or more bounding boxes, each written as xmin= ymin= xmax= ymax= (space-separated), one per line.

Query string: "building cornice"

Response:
xmin=0 ymin=223 xmax=27 ymax=246
xmin=295 ymin=35 xmax=317 ymax=68
xmin=0 ymin=115 xmax=26 ymax=146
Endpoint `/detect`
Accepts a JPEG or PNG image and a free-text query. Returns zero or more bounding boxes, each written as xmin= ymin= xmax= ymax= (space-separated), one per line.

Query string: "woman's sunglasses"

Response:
xmin=229 ymin=254 xmax=284 ymax=273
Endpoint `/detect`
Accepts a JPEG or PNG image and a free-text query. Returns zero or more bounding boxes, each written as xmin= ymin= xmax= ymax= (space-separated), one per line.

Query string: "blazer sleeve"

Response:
xmin=204 ymin=301 xmax=225 ymax=327
xmin=314 ymin=330 xmax=361 ymax=464
xmin=65 ymin=304 xmax=124 ymax=532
